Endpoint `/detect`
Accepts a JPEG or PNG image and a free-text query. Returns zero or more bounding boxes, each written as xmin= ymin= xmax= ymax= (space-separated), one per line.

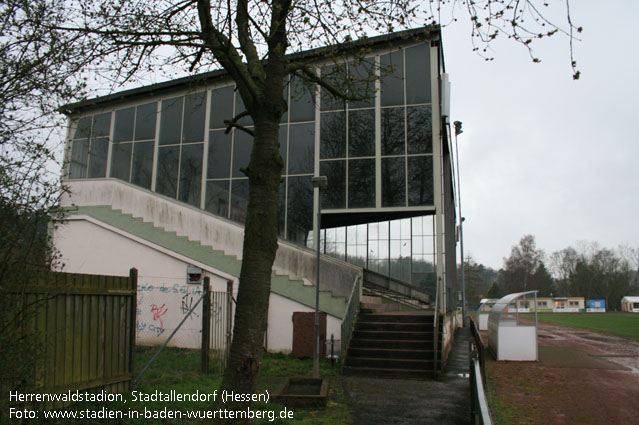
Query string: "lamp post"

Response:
xmin=453 ymin=121 xmax=467 ymax=327
xmin=311 ymin=175 xmax=327 ymax=379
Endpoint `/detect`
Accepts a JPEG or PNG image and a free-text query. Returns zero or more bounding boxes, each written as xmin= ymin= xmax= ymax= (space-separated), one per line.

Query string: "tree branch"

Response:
xmin=223 ymin=111 xmax=254 ymax=137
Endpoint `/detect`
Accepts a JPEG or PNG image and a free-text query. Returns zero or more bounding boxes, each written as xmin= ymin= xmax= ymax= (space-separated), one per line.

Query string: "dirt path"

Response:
xmin=484 ymin=321 xmax=639 ymax=425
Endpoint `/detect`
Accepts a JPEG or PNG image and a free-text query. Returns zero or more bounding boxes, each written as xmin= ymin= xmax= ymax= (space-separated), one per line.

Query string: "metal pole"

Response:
xmin=201 ymin=277 xmax=211 ymax=374
xmin=135 ymin=291 xmax=204 ymax=384
xmin=311 ymin=176 xmax=327 ymax=379
xmin=454 ymin=121 xmax=466 ymax=326
xmin=313 ymin=187 xmax=321 ymax=379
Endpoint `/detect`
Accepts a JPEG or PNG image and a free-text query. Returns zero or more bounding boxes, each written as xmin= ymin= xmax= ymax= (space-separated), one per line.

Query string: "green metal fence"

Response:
xmin=12 ymin=269 xmax=137 ymax=407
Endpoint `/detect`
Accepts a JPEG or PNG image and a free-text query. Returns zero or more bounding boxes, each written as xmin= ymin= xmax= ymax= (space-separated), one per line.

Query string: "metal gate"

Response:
xmin=202 ymin=279 xmax=233 ymax=374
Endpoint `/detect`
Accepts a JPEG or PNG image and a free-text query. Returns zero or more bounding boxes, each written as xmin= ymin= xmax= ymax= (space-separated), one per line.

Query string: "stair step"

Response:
xmin=347 ymin=347 xmax=432 ymax=360
xmin=346 ymin=357 xmax=432 ymax=370
xmin=358 ymin=313 xmax=435 ymax=324
xmin=353 ymin=330 xmax=433 ymax=340
xmin=355 ymin=322 xmax=432 ymax=332
xmin=342 ymin=366 xmax=435 ymax=380
xmin=349 ymin=338 xmax=437 ymax=350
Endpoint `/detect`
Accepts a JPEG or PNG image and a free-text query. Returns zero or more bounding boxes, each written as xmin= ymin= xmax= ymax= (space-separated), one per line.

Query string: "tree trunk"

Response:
xmin=204 ymin=67 xmax=286 ymax=425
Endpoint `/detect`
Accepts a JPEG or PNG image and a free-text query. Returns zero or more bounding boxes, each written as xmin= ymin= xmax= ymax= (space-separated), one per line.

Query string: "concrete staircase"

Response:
xmin=71 ymin=204 xmax=349 ymax=319
xmin=343 ymin=296 xmax=441 ymax=379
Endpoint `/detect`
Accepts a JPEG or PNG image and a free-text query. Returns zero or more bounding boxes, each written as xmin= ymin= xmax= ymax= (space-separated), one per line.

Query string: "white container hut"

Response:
xmin=478 ymin=298 xmax=498 ymax=331
xmin=621 ymin=296 xmax=639 ymax=313
xmin=488 ymin=291 xmax=538 ymax=361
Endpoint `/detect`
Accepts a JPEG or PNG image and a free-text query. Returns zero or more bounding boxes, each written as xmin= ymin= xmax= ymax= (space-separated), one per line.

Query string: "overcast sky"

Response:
xmin=442 ymin=1 xmax=639 ymax=269
xmin=68 ymin=2 xmax=637 ymax=271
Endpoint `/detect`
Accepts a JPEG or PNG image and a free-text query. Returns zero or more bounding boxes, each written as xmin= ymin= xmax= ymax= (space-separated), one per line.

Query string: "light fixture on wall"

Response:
xmin=186 ymin=265 xmax=203 ymax=284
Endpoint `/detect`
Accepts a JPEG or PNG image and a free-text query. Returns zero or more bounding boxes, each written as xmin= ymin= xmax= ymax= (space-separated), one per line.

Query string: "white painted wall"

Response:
xmin=496 ymin=325 xmax=537 ymax=361
xmin=54 ymin=216 xmax=342 ymax=353
xmin=62 ymin=179 xmax=361 ymax=298
xmin=267 ymin=292 xmax=341 ymax=354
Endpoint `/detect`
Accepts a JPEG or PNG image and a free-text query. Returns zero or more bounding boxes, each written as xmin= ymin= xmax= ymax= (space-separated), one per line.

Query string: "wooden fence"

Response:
xmin=13 ymin=269 xmax=137 ymax=406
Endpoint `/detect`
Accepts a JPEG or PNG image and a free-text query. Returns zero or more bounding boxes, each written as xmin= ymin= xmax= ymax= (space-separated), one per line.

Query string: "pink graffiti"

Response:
xmin=150 ymin=304 xmax=168 ymax=330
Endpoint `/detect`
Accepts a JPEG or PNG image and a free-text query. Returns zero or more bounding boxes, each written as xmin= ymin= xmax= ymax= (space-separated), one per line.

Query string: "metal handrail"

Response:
xmin=470 ymin=349 xmax=493 ymax=425
xmin=340 ymin=273 xmax=362 ymax=366
xmin=469 ymin=317 xmax=486 ymax=385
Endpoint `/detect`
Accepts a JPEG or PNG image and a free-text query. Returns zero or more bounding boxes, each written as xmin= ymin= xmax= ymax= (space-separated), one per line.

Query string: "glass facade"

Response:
xmin=66 ymin=41 xmax=438 ymax=285
xmin=313 ymin=215 xmax=436 ymax=290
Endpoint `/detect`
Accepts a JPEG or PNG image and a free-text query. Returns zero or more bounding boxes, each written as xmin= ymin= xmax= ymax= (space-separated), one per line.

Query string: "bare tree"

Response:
xmin=0 ymin=1 xmax=95 ymax=421
xmin=499 ymin=234 xmax=545 ymax=293
xmin=44 ymin=0 xmax=581 ymax=420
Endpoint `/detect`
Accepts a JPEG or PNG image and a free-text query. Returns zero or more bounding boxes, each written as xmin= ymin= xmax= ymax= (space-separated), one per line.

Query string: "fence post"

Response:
xmin=226 ymin=280 xmax=233 ymax=362
xmin=129 ymin=268 xmax=138 ymax=384
xmin=201 ymin=277 xmax=211 ymax=374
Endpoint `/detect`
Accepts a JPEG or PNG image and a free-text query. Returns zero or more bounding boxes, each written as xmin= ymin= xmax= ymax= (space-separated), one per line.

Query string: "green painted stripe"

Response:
xmin=69 ymin=206 xmax=346 ymax=318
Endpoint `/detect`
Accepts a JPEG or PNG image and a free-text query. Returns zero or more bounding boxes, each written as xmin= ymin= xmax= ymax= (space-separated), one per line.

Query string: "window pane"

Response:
xmin=135 ymin=102 xmax=157 ymax=141
xmin=381 ymin=107 xmax=405 ymax=156
xmin=320 ymin=64 xmax=347 ymax=111
xmin=382 ymin=157 xmax=405 ymax=207
xmin=110 ymin=141 xmax=132 ymax=182
xmin=286 ymin=176 xmax=313 ymax=245
xmin=156 ymin=145 xmax=179 ymax=198
xmin=178 ymin=143 xmax=203 ymax=206
xmin=288 ymin=123 xmax=314 ymax=174
xmin=407 ymin=155 xmax=434 ymax=206
xmin=114 ymin=107 xmax=135 ymax=142
xmin=380 ymin=51 xmax=404 ymax=107
xmin=320 ymin=111 xmax=346 ymax=159
xmin=281 ymin=79 xmax=289 ymax=124
xmin=92 ymin=113 xmax=111 ymax=138
xmin=289 ymin=76 xmax=315 ymax=122
xmin=69 ymin=138 xmax=89 ymax=179
xmin=182 ymin=92 xmax=206 ymax=143
xmin=278 ymin=179 xmax=285 ymax=238
xmin=407 ymin=105 xmax=432 ymax=154
xmin=210 ymin=85 xmax=235 ymax=129
xmin=405 ymin=43 xmax=430 ymax=104
xmin=232 ymin=130 xmax=252 ymax=178
xmin=87 ymin=137 xmax=108 ymax=178
xmin=348 ymin=59 xmax=375 ymax=109
xmin=348 ymin=109 xmax=375 ymax=157
xmin=159 ymin=97 xmax=183 ymax=145
xmin=320 ymin=160 xmax=345 ymax=209
xmin=230 ymin=179 xmax=249 ymax=224
xmin=348 ymin=158 xmax=375 ymax=208
xmin=207 ymin=130 xmax=232 ymax=179
xmin=279 ymin=125 xmax=287 ymax=175
xmin=205 ymin=180 xmax=230 ymax=217
xmin=131 ymin=141 xmax=154 ymax=189
xmin=73 ymin=117 xmax=92 ymax=140
xmin=234 ymin=92 xmax=254 ymax=126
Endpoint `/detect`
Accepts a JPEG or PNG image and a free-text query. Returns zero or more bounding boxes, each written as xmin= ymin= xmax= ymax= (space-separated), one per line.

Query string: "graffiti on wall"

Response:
xmin=136 ymin=283 xmax=203 ymax=344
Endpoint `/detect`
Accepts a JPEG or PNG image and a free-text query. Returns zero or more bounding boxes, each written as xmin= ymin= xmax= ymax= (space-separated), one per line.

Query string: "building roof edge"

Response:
xmin=60 ymin=25 xmax=440 ymax=116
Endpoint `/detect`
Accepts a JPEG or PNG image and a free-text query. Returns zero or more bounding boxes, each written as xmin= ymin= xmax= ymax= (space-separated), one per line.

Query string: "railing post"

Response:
xmin=226 ymin=280 xmax=233 ymax=366
xmin=129 ymin=268 xmax=138 ymax=383
xmin=201 ymin=277 xmax=211 ymax=374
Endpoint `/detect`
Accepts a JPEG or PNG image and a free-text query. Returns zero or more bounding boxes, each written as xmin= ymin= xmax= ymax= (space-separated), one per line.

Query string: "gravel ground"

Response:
xmin=485 ymin=321 xmax=639 ymax=425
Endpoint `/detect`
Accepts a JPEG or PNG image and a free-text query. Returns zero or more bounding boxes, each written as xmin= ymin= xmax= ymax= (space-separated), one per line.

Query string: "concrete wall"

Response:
xmin=54 ymin=215 xmax=342 ymax=352
xmin=62 ymin=179 xmax=360 ymax=298
xmin=267 ymin=293 xmax=341 ymax=354
xmin=440 ymin=311 xmax=461 ymax=368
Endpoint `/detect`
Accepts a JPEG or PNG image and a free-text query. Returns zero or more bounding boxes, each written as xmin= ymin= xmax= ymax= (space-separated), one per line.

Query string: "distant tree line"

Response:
xmin=460 ymin=235 xmax=639 ymax=311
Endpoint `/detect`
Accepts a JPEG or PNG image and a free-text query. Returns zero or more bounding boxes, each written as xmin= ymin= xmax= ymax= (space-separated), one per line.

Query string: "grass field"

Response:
xmin=528 ymin=312 xmax=639 ymax=340
xmin=28 ymin=347 xmax=351 ymax=425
